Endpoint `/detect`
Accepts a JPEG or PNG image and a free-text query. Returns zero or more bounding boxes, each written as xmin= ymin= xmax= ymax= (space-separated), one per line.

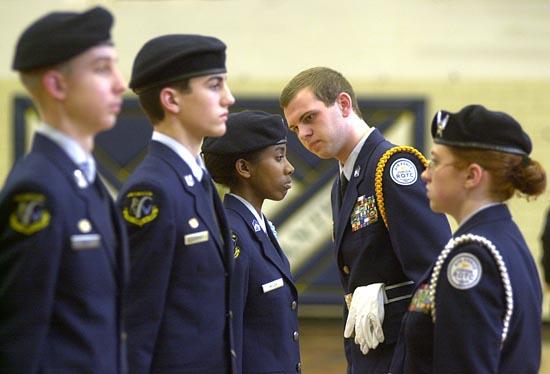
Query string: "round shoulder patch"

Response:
xmin=122 ymin=190 xmax=159 ymax=226
xmin=9 ymin=193 xmax=51 ymax=235
xmin=389 ymin=158 xmax=417 ymax=186
xmin=446 ymin=252 xmax=482 ymax=290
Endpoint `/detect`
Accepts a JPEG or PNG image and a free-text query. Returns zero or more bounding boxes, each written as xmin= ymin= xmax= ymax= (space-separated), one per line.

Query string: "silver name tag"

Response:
xmin=71 ymin=234 xmax=101 ymax=250
xmin=184 ymin=230 xmax=209 ymax=245
xmin=262 ymin=278 xmax=284 ymax=293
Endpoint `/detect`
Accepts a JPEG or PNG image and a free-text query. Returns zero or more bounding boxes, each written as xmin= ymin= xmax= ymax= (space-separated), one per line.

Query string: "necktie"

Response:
xmin=201 ymin=169 xmax=220 ymax=231
xmin=79 ymin=159 xmax=95 ymax=183
xmin=201 ymin=170 xmax=213 ymax=195
xmin=340 ymin=172 xmax=348 ymax=201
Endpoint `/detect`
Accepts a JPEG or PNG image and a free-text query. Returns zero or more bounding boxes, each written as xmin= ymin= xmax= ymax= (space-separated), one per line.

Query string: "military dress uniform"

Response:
xmin=393 ymin=204 xmax=541 ymax=373
xmin=117 ymin=136 xmax=235 ymax=373
xmin=225 ymin=194 xmax=300 ymax=374
xmin=1 ymin=7 xmax=128 ymax=373
xmin=201 ymin=110 xmax=298 ymax=374
xmin=331 ymin=128 xmax=451 ymax=372
xmin=0 ymin=131 xmax=129 ymax=373
xmin=120 ymin=33 xmax=236 ymax=374
xmin=389 ymin=104 xmax=543 ymax=373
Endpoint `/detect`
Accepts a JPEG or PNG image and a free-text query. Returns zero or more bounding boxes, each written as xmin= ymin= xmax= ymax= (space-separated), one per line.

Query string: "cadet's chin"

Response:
xmin=96 ymin=117 xmax=117 ymax=134
xmin=428 ymin=200 xmax=443 ymax=215
xmin=210 ymin=122 xmax=227 ymax=137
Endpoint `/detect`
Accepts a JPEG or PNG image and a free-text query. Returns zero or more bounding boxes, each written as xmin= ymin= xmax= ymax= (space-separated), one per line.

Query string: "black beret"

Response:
xmin=12 ymin=6 xmax=113 ymax=71
xmin=431 ymin=104 xmax=532 ymax=156
xmin=202 ymin=111 xmax=287 ymax=155
xmin=130 ymin=34 xmax=226 ymax=94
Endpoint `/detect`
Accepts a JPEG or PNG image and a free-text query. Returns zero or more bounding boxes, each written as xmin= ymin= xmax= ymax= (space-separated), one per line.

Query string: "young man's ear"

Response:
xmin=336 ymin=92 xmax=353 ymax=117
xmin=235 ymin=158 xmax=252 ymax=179
xmin=42 ymin=70 xmax=67 ymax=100
xmin=159 ymin=87 xmax=181 ymax=114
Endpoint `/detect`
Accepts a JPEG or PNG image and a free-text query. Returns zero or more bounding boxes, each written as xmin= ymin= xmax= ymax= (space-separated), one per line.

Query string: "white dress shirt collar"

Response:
xmin=152 ymin=131 xmax=204 ymax=181
xmin=340 ymin=127 xmax=374 ymax=181
xmin=228 ymin=193 xmax=267 ymax=233
xmin=36 ymin=122 xmax=96 ymax=181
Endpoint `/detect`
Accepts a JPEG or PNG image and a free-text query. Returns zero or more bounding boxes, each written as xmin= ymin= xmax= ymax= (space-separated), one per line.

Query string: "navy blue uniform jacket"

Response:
xmin=0 ymin=134 xmax=129 ymax=373
xmin=117 ymin=141 xmax=235 ymax=374
xmin=331 ymin=129 xmax=450 ymax=372
xmin=224 ymin=194 xmax=300 ymax=373
xmin=391 ymin=204 xmax=542 ymax=373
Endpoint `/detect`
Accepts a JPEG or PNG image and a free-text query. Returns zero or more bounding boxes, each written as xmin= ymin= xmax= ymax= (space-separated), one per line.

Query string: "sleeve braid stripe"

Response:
xmin=374 ymin=146 xmax=428 ymax=229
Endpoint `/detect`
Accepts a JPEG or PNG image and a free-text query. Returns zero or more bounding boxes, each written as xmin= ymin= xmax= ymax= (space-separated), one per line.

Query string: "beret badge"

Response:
xmin=435 ymin=111 xmax=449 ymax=138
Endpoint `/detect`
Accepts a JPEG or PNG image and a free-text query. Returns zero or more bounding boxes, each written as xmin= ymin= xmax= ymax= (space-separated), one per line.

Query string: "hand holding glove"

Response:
xmin=343 ymin=283 xmax=385 ymax=355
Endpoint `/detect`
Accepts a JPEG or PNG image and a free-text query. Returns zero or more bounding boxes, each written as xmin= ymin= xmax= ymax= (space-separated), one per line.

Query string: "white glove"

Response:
xmin=343 ymin=283 xmax=385 ymax=355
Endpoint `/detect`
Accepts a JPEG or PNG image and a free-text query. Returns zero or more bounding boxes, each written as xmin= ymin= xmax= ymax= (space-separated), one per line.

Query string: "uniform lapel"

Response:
xmin=264 ymin=219 xmax=295 ymax=284
xmin=87 ymin=179 xmax=117 ymax=268
xmin=32 ymin=134 xmax=118 ymax=272
xmin=224 ymin=195 xmax=295 ymax=287
xmin=150 ymin=142 xmax=225 ymax=256
xmin=333 ymin=130 xmax=385 ymax=251
xmin=110 ymin=196 xmax=130 ymax=289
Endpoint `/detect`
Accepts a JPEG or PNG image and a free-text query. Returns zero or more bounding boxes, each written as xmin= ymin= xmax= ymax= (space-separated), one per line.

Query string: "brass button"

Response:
xmin=293 ymin=331 xmax=299 ymax=341
xmin=342 ymin=265 xmax=350 ymax=274
xmin=296 ymin=362 xmax=301 ymax=372
xmin=291 ymin=300 xmax=297 ymax=310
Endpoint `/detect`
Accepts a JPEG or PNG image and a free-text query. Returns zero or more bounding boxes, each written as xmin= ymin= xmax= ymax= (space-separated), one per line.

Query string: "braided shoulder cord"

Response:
xmin=428 ymin=234 xmax=514 ymax=346
xmin=374 ymin=146 xmax=428 ymax=228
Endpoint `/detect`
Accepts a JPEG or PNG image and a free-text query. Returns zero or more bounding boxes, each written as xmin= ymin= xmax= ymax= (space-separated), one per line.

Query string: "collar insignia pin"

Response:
xmin=73 ymin=169 xmax=88 ymax=189
xmin=252 ymin=219 xmax=261 ymax=232
xmin=184 ymin=175 xmax=195 ymax=187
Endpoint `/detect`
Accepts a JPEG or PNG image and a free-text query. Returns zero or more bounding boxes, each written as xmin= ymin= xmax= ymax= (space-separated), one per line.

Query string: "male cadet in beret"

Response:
xmin=390 ymin=105 xmax=546 ymax=373
xmin=202 ymin=111 xmax=300 ymax=373
xmin=117 ymin=34 xmax=236 ymax=373
xmin=0 ymin=7 xmax=128 ymax=373
xmin=280 ymin=67 xmax=451 ymax=373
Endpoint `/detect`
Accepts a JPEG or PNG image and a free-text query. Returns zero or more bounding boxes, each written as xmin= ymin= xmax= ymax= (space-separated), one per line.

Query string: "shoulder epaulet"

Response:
xmin=374 ymin=146 xmax=428 ymax=228
xmin=429 ymin=234 xmax=513 ymax=346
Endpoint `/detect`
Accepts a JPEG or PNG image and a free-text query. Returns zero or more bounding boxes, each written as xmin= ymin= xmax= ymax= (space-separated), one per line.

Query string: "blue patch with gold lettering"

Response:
xmin=9 ymin=193 xmax=51 ymax=235
xmin=122 ymin=191 xmax=159 ymax=226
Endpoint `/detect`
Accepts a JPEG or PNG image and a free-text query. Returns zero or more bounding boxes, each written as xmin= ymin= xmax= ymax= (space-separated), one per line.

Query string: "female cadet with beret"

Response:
xmin=202 ymin=110 xmax=301 ymax=374
xmin=390 ymin=105 xmax=546 ymax=373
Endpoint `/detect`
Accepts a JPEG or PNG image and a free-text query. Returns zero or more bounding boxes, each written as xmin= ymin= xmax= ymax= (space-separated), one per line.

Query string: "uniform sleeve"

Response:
xmin=541 ymin=210 xmax=550 ymax=285
xmin=0 ymin=185 xmax=62 ymax=372
xmin=228 ymin=226 xmax=250 ymax=374
xmin=383 ymin=152 xmax=451 ymax=282
xmin=116 ymin=182 xmax=176 ymax=374
xmin=433 ymin=244 xmax=503 ymax=372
